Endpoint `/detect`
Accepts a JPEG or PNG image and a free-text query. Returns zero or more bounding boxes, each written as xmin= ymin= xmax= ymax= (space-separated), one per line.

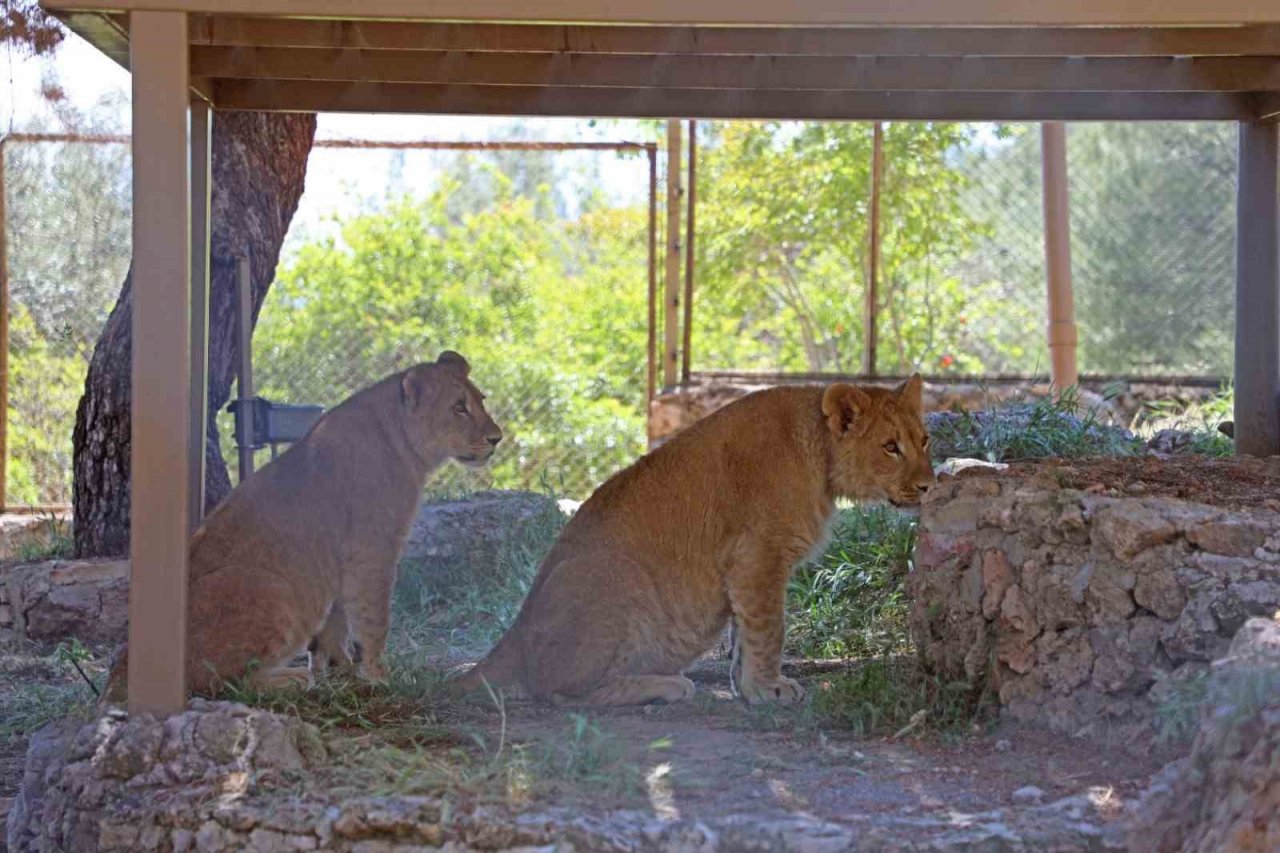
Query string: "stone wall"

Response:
xmin=650 ymin=378 xmax=1218 ymax=443
xmin=909 ymin=468 xmax=1280 ymax=743
xmin=0 ymin=560 xmax=128 ymax=648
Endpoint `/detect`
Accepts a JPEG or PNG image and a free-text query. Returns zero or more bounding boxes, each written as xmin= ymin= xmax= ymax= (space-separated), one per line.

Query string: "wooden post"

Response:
xmin=0 ymin=137 xmax=9 ymax=513
xmin=1041 ymin=122 xmax=1079 ymax=391
xmin=128 ymin=10 xmax=193 ymax=716
xmin=1235 ymin=121 xmax=1280 ymax=457
xmin=863 ymin=121 xmax=883 ymax=378
xmin=236 ymin=256 xmax=255 ymax=483
xmin=682 ymin=119 xmax=696 ymax=385
xmin=646 ymin=144 xmax=658 ymax=441
xmin=664 ymin=119 xmax=681 ymax=389
xmin=189 ymin=101 xmax=211 ymax=533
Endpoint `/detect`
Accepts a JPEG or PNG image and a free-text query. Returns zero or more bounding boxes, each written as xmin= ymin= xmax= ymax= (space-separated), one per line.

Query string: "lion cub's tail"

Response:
xmin=452 ymin=631 xmax=526 ymax=701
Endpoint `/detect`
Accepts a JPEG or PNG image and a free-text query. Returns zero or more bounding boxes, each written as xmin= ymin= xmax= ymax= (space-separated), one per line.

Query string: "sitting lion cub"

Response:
xmin=104 ymin=351 xmax=501 ymax=701
xmin=461 ymin=376 xmax=933 ymax=706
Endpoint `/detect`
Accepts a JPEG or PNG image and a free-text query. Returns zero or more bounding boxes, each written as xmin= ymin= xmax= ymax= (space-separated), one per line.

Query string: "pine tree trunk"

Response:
xmin=72 ymin=112 xmax=316 ymax=558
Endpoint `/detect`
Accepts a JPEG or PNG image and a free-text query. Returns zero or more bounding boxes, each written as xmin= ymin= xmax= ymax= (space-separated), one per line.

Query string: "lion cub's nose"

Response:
xmin=487 ymin=434 xmax=502 ymax=447
xmin=916 ymin=482 xmax=931 ymax=495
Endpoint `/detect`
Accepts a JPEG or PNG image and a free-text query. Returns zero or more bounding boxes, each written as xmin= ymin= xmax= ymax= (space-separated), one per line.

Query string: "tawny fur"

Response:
xmin=103 ymin=351 xmax=502 ymax=702
xmin=461 ymin=377 xmax=934 ymax=707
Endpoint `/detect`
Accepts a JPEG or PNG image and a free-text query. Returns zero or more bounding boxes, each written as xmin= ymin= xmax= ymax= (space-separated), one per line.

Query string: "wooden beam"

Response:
xmin=213 ymin=80 xmax=1258 ymax=120
xmin=38 ymin=0 xmax=1280 ymax=26
xmin=1258 ymin=92 xmax=1280 ymax=120
xmin=863 ymin=121 xmax=883 ymax=378
xmin=128 ymin=9 xmax=192 ymax=716
xmin=1235 ymin=121 xmax=1280 ymax=457
xmin=188 ymin=17 xmax=1280 ymax=58
xmin=192 ymin=48 xmax=1280 ymax=92
xmin=1041 ymin=122 xmax=1079 ymax=392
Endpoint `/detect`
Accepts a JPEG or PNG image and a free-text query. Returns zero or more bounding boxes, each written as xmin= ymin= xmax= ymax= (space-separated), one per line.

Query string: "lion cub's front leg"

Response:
xmin=726 ymin=548 xmax=805 ymax=705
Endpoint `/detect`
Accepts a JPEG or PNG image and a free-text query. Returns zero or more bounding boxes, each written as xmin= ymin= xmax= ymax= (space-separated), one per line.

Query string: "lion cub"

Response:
xmin=462 ymin=376 xmax=933 ymax=706
xmin=104 ymin=351 xmax=501 ymax=701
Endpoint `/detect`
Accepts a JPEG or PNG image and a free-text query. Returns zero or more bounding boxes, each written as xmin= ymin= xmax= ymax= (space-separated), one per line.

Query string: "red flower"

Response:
xmin=939 ymin=354 xmax=955 ymax=368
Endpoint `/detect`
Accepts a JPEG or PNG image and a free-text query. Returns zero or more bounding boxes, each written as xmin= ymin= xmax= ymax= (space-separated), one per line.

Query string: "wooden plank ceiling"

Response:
xmin=46 ymin=9 xmax=1280 ymax=120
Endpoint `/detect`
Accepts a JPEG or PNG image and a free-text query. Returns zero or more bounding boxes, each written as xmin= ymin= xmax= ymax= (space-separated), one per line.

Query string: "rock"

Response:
xmin=1091 ymin=503 xmax=1177 ymax=560
xmin=935 ymin=458 xmax=1009 ymax=478
xmin=995 ymin=739 xmax=1013 ymax=753
xmin=1129 ymin=618 xmax=1280 ymax=851
xmin=400 ymin=490 xmax=565 ymax=577
xmin=0 ymin=559 xmax=129 ymax=647
xmin=0 ymin=512 xmax=71 ymax=560
xmin=1186 ymin=520 xmax=1269 ymax=558
xmin=1011 ymin=786 xmax=1045 ymax=804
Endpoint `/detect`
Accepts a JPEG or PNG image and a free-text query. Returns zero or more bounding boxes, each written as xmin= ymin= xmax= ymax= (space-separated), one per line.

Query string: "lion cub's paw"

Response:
xmin=737 ymin=674 xmax=805 ymax=705
xmin=360 ymin=660 xmax=389 ymax=683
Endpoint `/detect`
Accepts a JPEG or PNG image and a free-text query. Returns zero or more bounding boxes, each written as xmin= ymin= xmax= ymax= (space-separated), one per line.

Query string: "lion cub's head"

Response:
xmin=821 ymin=374 xmax=934 ymax=508
xmin=400 ymin=351 xmax=503 ymax=468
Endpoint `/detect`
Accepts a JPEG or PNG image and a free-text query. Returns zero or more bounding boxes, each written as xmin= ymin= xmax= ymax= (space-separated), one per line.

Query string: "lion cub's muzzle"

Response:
xmin=457 ymin=430 xmax=502 ymax=467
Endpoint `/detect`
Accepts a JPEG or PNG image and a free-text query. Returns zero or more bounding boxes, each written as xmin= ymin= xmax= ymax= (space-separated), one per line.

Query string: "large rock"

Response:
xmin=909 ymin=465 xmax=1280 ymax=745
xmin=0 ymin=513 xmax=71 ymax=560
xmin=1128 ymin=617 xmax=1280 ymax=851
xmin=400 ymin=490 xmax=564 ymax=573
xmin=0 ymin=560 xmax=129 ymax=648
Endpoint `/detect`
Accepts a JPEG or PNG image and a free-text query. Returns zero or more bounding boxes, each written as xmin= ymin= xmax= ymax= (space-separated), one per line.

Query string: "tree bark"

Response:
xmin=72 ymin=112 xmax=316 ymax=558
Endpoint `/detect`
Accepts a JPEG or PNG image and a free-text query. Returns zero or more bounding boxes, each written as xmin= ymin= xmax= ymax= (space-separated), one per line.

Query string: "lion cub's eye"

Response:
xmin=884 ymin=441 xmax=900 ymax=456
xmin=453 ymin=400 xmax=468 ymax=415
xmin=922 ymin=435 xmax=931 ymax=448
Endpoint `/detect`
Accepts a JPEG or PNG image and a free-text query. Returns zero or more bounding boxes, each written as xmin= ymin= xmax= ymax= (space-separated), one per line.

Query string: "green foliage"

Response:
xmin=254 ymin=179 xmax=649 ymax=497
xmin=786 ymin=506 xmax=917 ymax=659
xmin=7 ymin=304 xmax=86 ymax=504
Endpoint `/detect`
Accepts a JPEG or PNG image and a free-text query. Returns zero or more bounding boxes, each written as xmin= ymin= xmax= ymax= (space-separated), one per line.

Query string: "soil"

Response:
xmin=972 ymin=454 xmax=1280 ymax=512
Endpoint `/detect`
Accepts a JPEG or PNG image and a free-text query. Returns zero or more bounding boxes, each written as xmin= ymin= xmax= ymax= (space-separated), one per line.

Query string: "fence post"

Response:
xmin=236 ymin=255 xmax=256 ymax=483
xmin=682 ymin=120 xmax=696 ymax=385
xmin=1235 ymin=121 xmax=1280 ymax=457
xmin=863 ymin=121 xmax=883 ymax=378
xmin=0 ymin=137 xmax=8 ymax=513
xmin=646 ymin=144 xmax=658 ymax=443
xmin=1041 ymin=122 xmax=1079 ymax=392
xmin=664 ymin=119 xmax=682 ymax=389
xmin=189 ymin=101 xmax=212 ymax=532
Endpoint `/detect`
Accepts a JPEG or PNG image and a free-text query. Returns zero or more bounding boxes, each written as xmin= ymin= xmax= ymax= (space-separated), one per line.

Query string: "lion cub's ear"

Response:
xmin=437 ymin=351 xmax=470 ymax=377
xmin=822 ymin=384 xmax=872 ymax=438
xmin=895 ymin=373 xmax=924 ymax=414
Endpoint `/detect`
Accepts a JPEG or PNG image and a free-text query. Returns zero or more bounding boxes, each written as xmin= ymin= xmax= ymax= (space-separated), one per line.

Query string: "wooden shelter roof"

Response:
xmin=43 ymin=1 xmax=1280 ymax=121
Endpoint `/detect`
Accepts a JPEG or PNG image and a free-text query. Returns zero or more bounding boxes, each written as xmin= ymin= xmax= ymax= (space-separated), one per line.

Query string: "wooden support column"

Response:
xmin=128 ymin=10 xmax=193 ymax=716
xmin=646 ymin=145 xmax=658 ymax=442
xmin=189 ymin=100 xmax=211 ymax=533
xmin=664 ymin=118 xmax=681 ymax=389
xmin=1041 ymin=122 xmax=1079 ymax=391
xmin=1235 ymin=121 xmax=1280 ymax=457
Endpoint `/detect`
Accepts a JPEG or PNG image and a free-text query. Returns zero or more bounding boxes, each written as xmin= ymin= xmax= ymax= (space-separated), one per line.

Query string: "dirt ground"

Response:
xmin=990 ymin=454 xmax=1280 ymax=511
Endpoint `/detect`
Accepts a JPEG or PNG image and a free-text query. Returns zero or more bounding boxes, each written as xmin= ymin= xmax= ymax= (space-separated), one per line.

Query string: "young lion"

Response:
xmin=103 ymin=351 xmax=502 ymax=701
xmin=460 ymin=376 xmax=933 ymax=706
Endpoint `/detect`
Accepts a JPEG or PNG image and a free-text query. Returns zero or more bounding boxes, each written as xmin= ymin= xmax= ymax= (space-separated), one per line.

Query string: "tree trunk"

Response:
xmin=72 ymin=112 xmax=316 ymax=558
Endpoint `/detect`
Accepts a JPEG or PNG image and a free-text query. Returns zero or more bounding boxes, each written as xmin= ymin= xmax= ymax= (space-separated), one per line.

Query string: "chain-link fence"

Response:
xmin=691 ymin=121 xmax=1237 ymax=382
xmin=1 ymin=122 xmax=1240 ymax=507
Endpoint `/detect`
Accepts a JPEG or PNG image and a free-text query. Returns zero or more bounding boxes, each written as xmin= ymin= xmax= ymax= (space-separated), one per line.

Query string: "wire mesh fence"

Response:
xmin=1 ymin=121 xmax=1240 ymax=507
xmin=691 ymin=121 xmax=1237 ymax=381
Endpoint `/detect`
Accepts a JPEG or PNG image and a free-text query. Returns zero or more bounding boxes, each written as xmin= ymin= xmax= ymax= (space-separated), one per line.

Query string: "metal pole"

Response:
xmin=0 ymin=138 xmax=9 ymax=513
xmin=1235 ymin=121 xmax=1280 ymax=457
xmin=236 ymin=255 xmax=255 ymax=483
xmin=682 ymin=120 xmax=696 ymax=385
xmin=664 ymin=119 xmax=682 ymax=389
xmin=1041 ymin=122 xmax=1079 ymax=392
xmin=188 ymin=102 xmax=211 ymax=533
xmin=646 ymin=145 xmax=658 ymax=442
xmin=128 ymin=10 xmax=193 ymax=716
xmin=864 ymin=121 xmax=883 ymax=378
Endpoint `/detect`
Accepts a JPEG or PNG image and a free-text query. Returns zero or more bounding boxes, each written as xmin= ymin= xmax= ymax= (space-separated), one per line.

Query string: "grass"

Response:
xmin=0 ymin=644 xmax=102 ymax=743
xmin=786 ymin=506 xmax=917 ymax=659
xmin=927 ymin=386 xmax=1142 ymax=463
xmin=805 ymin=658 xmax=993 ymax=739
xmin=10 ymin=512 xmax=75 ymax=563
